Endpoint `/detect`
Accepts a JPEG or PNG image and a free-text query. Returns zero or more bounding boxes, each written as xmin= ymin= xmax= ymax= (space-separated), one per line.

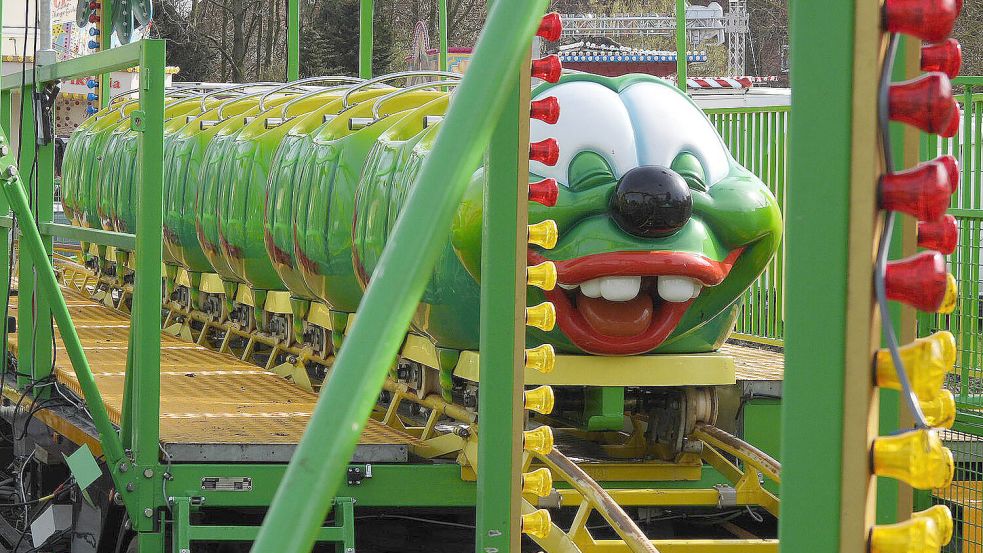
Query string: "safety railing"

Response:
xmin=707 ymin=106 xmax=789 ymax=346
xmin=917 ymin=76 xmax=983 ymax=418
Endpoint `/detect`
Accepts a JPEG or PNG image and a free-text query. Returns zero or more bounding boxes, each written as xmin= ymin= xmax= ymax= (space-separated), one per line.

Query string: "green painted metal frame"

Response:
xmin=779 ymin=0 xmax=856 ymax=549
xmin=359 ymin=0 xmax=373 ymax=79
xmin=287 ymin=0 xmax=300 ymax=80
xmin=675 ymin=0 xmax=686 ymax=90
xmin=438 ymin=0 xmax=449 ymax=71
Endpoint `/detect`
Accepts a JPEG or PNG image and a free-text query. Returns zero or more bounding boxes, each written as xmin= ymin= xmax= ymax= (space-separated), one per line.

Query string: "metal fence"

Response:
xmin=707 ymin=106 xmax=789 ymax=346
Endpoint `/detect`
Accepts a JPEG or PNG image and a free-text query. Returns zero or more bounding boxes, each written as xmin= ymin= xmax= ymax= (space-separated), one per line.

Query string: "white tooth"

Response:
xmin=580 ymin=278 xmax=602 ymax=298
xmin=691 ymin=284 xmax=702 ymax=299
xmin=558 ymin=283 xmax=578 ymax=290
xmin=658 ymin=276 xmax=701 ymax=303
xmin=599 ymin=276 xmax=642 ymax=302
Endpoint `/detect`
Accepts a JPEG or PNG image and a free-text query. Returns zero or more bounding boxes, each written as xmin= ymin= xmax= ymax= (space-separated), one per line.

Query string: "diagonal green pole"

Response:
xmin=250 ymin=1 xmax=548 ymax=551
xmin=359 ymin=0 xmax=373 ymax=79
xmin=0 ymin=163 xmax=125 ymax=464
xmin=675 ymin=0 xmax=687 ymax=90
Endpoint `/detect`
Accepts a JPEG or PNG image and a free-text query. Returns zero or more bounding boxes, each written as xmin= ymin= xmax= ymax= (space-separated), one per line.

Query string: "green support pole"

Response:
xmin=359 ymin=0 xmax=373 ymax=79
xmin=15 ymin=84 xmax=52 ymax=389
xmin=251 ymin=2 xmax=547 ymax=551
xmin=287 ymin=0 xmax=300 ymax=80
xmin=129 ymin=38 xmax=165 ymax=496
xmin=675 ymin=0 xmax=686 ymax=90
xmin=476 ymin=70 xmax=529 ymax=551
xmin=0 ymin=163 xmax=124 ymax=464
xmin=99 ymin=0 xmax=111 ymax=108
xmin=438 ymin=0 xmax=448 ymax=72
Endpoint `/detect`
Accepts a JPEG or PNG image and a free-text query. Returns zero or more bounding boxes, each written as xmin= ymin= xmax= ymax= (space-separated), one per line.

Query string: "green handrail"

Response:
xmin=251 ymin=1 xmax=548 ymax=551
xmin=0 ymin=166 xmax=125 ymax=464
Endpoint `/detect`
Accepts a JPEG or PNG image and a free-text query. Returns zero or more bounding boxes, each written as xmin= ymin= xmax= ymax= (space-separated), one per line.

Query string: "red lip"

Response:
xmin=527 ymin=249 xmax=742 ymax=355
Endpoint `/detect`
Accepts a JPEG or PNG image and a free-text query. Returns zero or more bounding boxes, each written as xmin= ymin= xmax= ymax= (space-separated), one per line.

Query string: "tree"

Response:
xmin=300 ymin=0 xmax=396 ymax=77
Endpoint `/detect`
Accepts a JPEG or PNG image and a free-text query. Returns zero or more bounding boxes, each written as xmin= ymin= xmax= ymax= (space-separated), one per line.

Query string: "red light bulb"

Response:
xmin=884 ymin=251 xmax=948 ymax=312
xmin=888 ymin=73 xmax=955 ymax=135
xmin=532 ymin=55 xmax=562 ymax=83
xmin=940 ymin=98 xmax=960 ymax=138
xmin=922 ymin=39 xmax=962 ymax=79
xmin=88 ymin=1 xmax=99 ymax=8
xmin=530 ymin=138 xmax=559 ymax=166
xmin=937 ymin=154 xmax=959 ymax=192
xmin=917 ymin=214 xmax=958 ymax=254
xmin=88 ymin=13 xmax=100 ymax=22
xmin=883 ymin=0 xmax=960 ymax=42
xmin=530 ymin=96 xmax=560 ymax=124
xmin=537 ymin=13 xmax=563 ymax=42
xmin=529 ymin=178 xmax=559 ymax=206
xmin=879 ymin=158 xmax=953 ymax=221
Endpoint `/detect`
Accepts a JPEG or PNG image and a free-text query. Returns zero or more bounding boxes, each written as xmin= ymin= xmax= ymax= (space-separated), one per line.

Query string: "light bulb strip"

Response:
xmin=875 ymin=32 xmax=932 ymax=430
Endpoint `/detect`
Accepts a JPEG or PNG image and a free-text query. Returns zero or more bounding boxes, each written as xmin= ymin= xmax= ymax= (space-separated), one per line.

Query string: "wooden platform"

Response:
xmin=721 ymin=342 xmax=785 ymax=382
xmin=8 ymin=288 xmax=419 ymax=463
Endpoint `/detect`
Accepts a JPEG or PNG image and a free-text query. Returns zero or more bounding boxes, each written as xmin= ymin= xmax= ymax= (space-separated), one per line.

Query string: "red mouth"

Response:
xmin=528 ymin=249 xmax=742 ymax=355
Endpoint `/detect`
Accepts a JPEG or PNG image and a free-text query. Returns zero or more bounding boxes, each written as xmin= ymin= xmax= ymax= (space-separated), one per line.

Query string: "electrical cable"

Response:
xmin=874 ymin=33 xmax=931 ymax=430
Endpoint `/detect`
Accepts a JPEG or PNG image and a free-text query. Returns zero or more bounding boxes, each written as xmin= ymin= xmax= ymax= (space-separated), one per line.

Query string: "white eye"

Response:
xmin=619 ymin=81 xmax=730 ymax=186
xmin=529 ymin=81 xmax=639 ymax=187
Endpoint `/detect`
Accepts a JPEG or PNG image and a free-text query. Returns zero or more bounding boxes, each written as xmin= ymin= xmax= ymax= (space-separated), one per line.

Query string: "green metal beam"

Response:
xmin=359 ymin=0 xmax=373 ymax=79
xmin=476 ymin=72 xmax=528 ymax=551
xmin=438 ymin=0 xmax=449 ymax=72
xmin=287 ymin=0 xmax=300 ymax=80
xmin=167 ymin=463 xmax=476 ymax=508
xmin=40 ymin=222 xmax=135 ymax=250
xmin=779 ymin=0 xmax=856 ymax=549
xmin=1 ymin=42 xmax=142 ymax=90
xmin=251 ymin=2 xmax=547 ymax=551
xmin=99 ymin=0 xmax=111 ymax=109
xmin=675 ymin=0 xmax=687 ymax=90
xmin=128 ymin=40 xmax=166 ymax=530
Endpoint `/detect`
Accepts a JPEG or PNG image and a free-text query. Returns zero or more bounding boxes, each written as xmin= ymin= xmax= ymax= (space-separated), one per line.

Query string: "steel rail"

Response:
xmin=250 ymin=1 xmax=549 ymax=550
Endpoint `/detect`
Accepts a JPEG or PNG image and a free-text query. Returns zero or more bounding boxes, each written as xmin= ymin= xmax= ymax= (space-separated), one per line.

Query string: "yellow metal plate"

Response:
xmin=454 ymin=351 xmax=736 ymax=386
xmin=9 ymin=288 xmax=419 ymax=449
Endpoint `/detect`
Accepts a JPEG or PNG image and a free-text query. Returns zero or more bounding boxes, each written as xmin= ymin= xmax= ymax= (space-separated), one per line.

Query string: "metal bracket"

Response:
xmin=346 ymin=464 xmax=372 ymax=485
xmin=130 ymin=110 xmax=147 ymax=132
xmin=714 ymin=484 xmax=737 ymax=508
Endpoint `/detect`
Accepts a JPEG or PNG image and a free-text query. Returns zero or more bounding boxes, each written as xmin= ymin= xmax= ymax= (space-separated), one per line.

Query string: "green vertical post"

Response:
xmin=251 ymin=3 xmax=547 ymax=551
xmin=675 ymin=0 xmax=687 ymax=90
xmin=15 ymin=84 xmax=53 ymax=389
xmin=128 ymin=40 xmax=165 ymax=530
xmin=359 ymin=0 xmax=373 ymax=79
xmin=438 ymin=0 xmax=449 ymax=72
xmin=99 ymin=0 xmax=111 ymax=108
xmin=476 ymin=70 xmax=529 ymax=551
xmin=287 ymin=0 xmax=300 ymax=80
xmin=780 ymin=0 xmax=861 ymax=549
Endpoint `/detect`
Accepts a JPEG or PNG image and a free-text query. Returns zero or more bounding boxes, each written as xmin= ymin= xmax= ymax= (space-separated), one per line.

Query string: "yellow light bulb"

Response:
xmin=525 ymin=344 xmax=556 ymax=374
xmin=528 ymin=220 xmax=558 ymax=249
xmin=920 ymin=389 xmax=955 ymax=429
xmin=527 ymin=261 xmax=557 ymax=290
xmin=523 ymin=426 xmax=554 ymax=456
xmin=912 ymin=505 xmax=953 ymax=546
xmin=870 ymin=517 xmax=944 ymax=553
xmin=521 ymin=509 xmax=552 ymax=539
xmin=875 ymin=331 xmax=953 ymax=401
xmin=524 ymin=386 xmax=555 ymax=414
xmin=938 ymin=273 xmax=957 ymax=314
xmin=521 ymin=468 xmax=553 ymax=498
xmin=526 ymin=302 xmax=556 ymax=331
xmin=872 ymin=429 xmax=954 ymax=490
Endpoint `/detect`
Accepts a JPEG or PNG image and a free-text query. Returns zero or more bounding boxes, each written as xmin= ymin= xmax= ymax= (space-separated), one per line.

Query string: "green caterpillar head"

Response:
xmin=455 ymin=74 xmax=782 ymax=355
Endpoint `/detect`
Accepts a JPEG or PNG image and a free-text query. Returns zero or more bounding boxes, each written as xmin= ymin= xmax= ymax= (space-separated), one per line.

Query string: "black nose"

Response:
xmin=610 ymin=165 xmax=692 ymax=238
